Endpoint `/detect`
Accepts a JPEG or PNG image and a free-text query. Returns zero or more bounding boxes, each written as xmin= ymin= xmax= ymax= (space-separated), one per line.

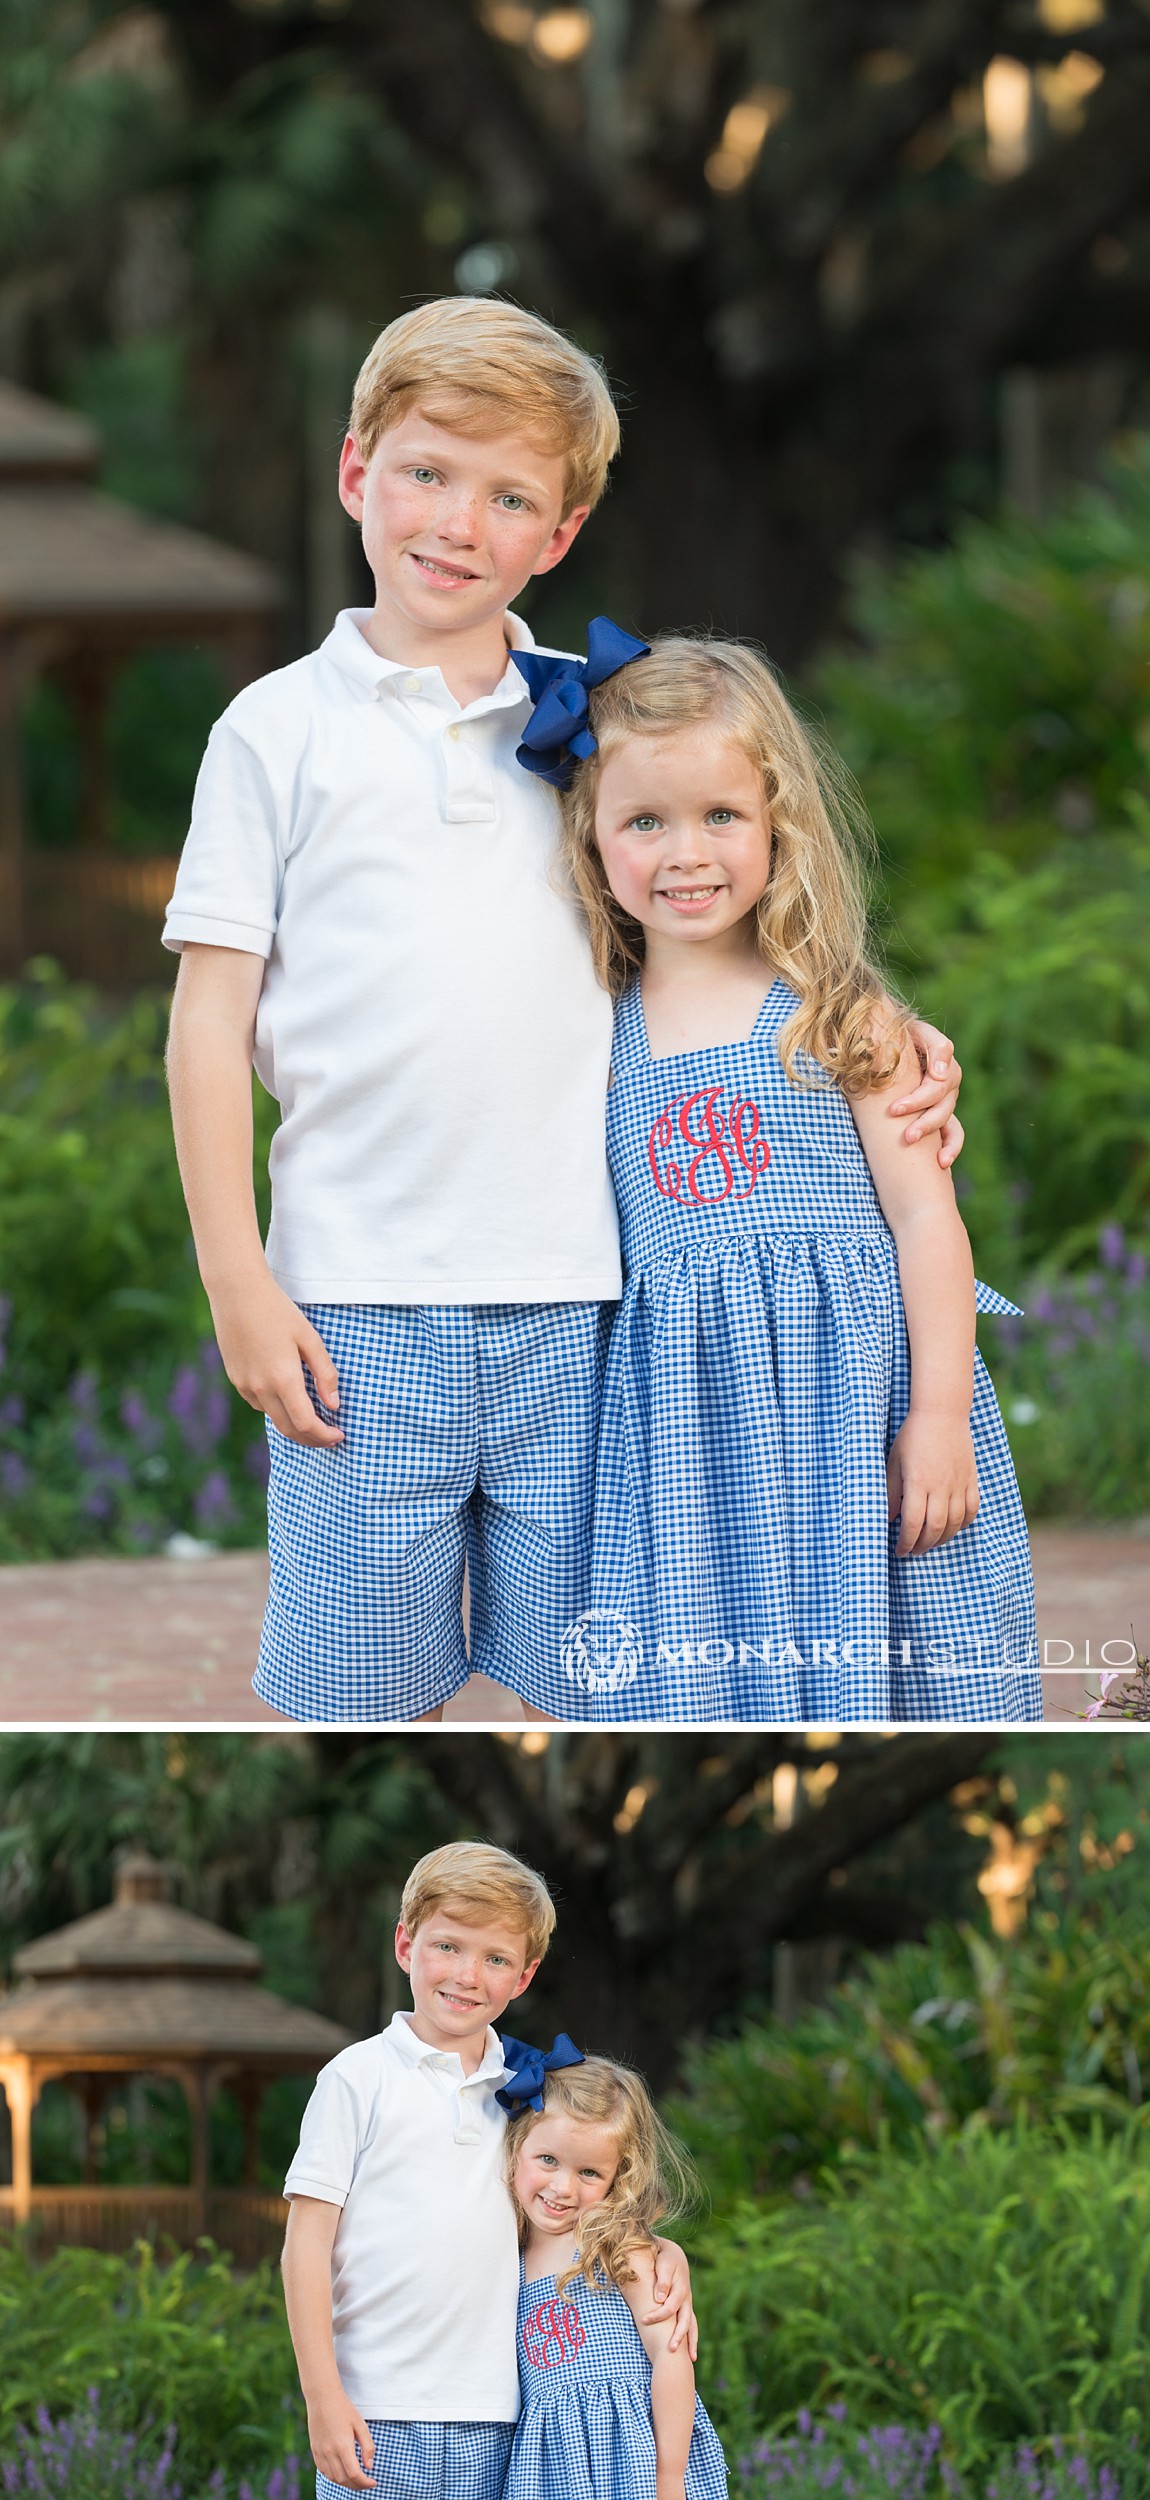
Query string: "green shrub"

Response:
xmin=691 ymin=2126 xmax=1150 ymax=2479
xmin=820 ymin=440 xmax=1150 ymax=893
xmin=0 ymin=2240 xmax=310 ymax=2495
xmin=668 ymin=1908 xmax=1150 ymax=2205
xmin=0 ymin=963 xmax=276 ymax=1554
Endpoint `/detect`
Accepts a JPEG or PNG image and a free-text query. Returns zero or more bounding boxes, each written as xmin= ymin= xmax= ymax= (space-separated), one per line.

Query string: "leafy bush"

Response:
xmin=820 ymin=440 xmax=1150 ymax=893
xmin=986 ymin=1224 xmax=1150 ymax=1518
xmin=0 ymin=2241 xmax=309 ymax=2497
xmin=668 ymin=1906 xmax=1150 ymax=2204
xmin=0 ymin=964 xmax=275 ymax=1555
xmin=691 ymin=2126 xmax=1150 ymax=2480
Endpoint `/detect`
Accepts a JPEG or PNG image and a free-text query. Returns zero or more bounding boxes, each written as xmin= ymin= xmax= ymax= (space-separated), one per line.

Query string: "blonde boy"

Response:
xmin=164 ymin=298 xmax=961 ymax=1720
xmin=281 ymin=1840 xmax=693 ymax=2498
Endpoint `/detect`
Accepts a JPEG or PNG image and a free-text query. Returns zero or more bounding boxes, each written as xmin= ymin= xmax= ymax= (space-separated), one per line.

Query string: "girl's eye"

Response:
xmin=629 ymin=815 xmax=661 ymax=834
xmin=707 ymin=809 xmax=736 ymax=824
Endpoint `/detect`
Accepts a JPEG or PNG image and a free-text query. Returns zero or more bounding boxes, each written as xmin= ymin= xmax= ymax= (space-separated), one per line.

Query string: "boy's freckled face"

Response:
xmin=594 ymin=726 xmax=774 ymax=948
xmin=339 ymin=412 xmax=588 ymax=646
xmin=395 ymin=1905 xmax=538 ymax=2052
xmin=514 ymin=2112 xmax=621 ymax=2237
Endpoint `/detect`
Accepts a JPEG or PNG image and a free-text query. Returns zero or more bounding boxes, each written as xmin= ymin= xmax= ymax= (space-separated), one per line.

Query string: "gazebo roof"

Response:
xmin=0 ymin=485 xmax=280 ymax=631
xmin=0 ymin=378 xmax=102 ymax=484
xmin=0 ymin=1855 xmax=352 ymax=2069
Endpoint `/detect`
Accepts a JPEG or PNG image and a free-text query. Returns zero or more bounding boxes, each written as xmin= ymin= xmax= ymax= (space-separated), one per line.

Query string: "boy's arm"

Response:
xmin=892 ymin=1012 xmax=964 ymax=1169
xmin=281 ymin=2196 xmax=374 ymax=2490
xmin=850 ymin=1034 xmax=980 ymax=1558
xmin=166 ymin=944 xmax=342 ymax=1447
xmin=645 ymin=2236 xmax=698 ymax=2360
xmin=621 ymin=2249 xmax=696 ymax=2500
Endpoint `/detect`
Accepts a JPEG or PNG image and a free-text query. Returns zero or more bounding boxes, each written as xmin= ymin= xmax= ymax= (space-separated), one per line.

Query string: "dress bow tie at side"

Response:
xmin=495 ymin=2030 xmax=586 ymax=2113
xmin=514 ymin=616 xmax=651 ymax=789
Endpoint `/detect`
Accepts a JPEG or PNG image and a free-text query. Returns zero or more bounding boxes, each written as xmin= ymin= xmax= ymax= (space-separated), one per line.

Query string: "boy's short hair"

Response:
xmin=400 ymin=1840 xmax=556 ymax=1965
xmin=349 ymin=297 xmax=620 ymax=517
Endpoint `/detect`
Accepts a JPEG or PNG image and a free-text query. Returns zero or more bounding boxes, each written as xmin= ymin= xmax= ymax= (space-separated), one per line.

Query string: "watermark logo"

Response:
xmin=560 ymin=1608 xmax=643 ymax=1694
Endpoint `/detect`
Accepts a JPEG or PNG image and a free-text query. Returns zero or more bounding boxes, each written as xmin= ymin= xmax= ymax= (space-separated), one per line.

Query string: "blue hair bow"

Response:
xmin=496 ymin=2030 xmax=585 ymax=2114
xmin=514 ymin=615 xmax=650 ymax=790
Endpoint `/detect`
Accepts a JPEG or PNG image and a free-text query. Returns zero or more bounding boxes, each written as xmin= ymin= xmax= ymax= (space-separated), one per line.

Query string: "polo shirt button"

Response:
xmin=403 ymin=676 xmax=421 ymax=695
xmin=447 ymin=724 xmax=461 ymax=740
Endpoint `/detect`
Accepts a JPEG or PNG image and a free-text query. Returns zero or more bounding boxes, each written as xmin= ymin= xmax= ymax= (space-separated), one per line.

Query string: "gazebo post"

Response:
xmin=63 ymin=653 xmax=114 ymax=850
xmin=235 ymin=2075 xmax=265 ymax=2187
xmin=0 ymin=635 xmax=26 ymax=975
xmin=0 ymin=2058 xmax=40 ymax=2225
xmin=185 ymin=2065 xmax=211 ymax=2240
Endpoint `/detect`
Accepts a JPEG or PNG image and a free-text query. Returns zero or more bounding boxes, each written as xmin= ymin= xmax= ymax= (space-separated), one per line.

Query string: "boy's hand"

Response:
xmin=211 ymin=1270 xmax=344 ymax=1447
xmin=887 ymin=1411 xmax=979 ymax=1557
xmin=305 ymin=2390 xmax=375 ymax=2490
xmin=647 ymin=2237 xmax=698 ymax=2360
xmin=892 ymin=1018 xmax=964 ymax=1169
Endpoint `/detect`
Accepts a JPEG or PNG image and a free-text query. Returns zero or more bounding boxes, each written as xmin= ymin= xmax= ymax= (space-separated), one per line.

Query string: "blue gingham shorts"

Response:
xmin=254 ymin=1301 xmax=612 ymax=1721
xmin=316 ymin=2417 xmax=514 ymax=2500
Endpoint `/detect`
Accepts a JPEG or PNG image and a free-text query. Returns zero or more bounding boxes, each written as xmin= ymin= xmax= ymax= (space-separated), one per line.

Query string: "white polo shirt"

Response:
xmin=163 ymin=609 xmax=620 ymax=1305
xmin=283 ymin=2011 xmax=519 ymax=2421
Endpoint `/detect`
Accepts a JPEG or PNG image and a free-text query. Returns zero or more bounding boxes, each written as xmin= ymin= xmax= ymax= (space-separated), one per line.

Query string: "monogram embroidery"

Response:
xmin=648 ymin=1087 xmax=770 ymax=1206
xmin=522 ymin=2297 xmax=587 ymax=2368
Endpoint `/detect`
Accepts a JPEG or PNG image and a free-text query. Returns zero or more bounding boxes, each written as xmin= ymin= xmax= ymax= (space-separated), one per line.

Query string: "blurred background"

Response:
xmin=1 ymin=0 xmax=1150 ymax=1558
xmin=1 ymin=1727 xmax=1149 ymax=2497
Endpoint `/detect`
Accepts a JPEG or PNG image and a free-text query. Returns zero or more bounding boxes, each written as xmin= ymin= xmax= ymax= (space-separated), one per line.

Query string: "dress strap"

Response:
xmin=610 ymin=981 xmax=649 ymax=1081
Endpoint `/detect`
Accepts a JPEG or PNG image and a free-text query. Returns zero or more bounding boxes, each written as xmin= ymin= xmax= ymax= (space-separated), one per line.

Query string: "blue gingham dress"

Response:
xmin=504 ymin=2266 xmax=727 ymax=2500
xmin=582 ymin=978 xmax=1040 ymax=1724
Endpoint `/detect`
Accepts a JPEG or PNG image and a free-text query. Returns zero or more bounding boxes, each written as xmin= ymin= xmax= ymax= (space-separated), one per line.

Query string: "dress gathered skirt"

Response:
xmin=553 ymin=978 xmax=1041 ymax=1725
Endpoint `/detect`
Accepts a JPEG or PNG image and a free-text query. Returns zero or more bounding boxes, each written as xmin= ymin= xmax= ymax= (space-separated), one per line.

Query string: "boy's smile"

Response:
xmin=395 ymin=1905 xmax=539 ymax=2068
xmin=338 ymin=412 xmax=589 ymax=693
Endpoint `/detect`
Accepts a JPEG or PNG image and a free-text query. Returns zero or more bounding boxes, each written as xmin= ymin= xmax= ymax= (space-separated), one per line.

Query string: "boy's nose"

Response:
xmin=440 ymin=496 xmax=481 ymax=543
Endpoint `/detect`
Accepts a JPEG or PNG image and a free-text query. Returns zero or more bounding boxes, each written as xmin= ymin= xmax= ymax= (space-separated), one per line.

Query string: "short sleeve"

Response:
xmin=283 ymin=2058 xmax=366 ymax=2208
xmin=162 ymin=712 xmax=284 ymax=958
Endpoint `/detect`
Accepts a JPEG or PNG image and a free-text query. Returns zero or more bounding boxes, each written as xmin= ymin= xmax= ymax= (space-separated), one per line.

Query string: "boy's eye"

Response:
xmin=411 ymin=467 xmax=440 ymax=484
xmin=497 ymin=494 xmax=528 ymax=512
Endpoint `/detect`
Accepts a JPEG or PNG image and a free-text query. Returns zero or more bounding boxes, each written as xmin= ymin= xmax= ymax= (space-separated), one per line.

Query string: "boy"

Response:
xmin=164 ymin=297 xmax=962 ymax=1720
xmin=281 ymin=1839 xmax=694 ymax=2496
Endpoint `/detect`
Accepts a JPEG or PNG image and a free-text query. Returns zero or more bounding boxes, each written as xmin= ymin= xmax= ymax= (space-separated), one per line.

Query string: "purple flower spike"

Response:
xmin=1099 ymin=1222 xmax=1125 ymax=1269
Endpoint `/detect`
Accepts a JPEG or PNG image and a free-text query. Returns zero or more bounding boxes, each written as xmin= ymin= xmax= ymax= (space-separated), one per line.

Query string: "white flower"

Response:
xmin=1009 ymin=1398 xmax=1040 ymax=1426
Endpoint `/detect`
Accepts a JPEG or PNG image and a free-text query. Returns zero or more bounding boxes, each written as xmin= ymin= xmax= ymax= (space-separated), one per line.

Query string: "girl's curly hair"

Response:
xmin=505 ymin=2054 xmax=702 ymax=2296
xmin=559 ymin=636 xmax=906 ymax=1093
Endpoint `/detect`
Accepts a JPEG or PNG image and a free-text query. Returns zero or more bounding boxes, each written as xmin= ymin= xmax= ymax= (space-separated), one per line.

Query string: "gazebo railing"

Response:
xmin=0 ymin=2185 xmax=287 ymax=2269
xmin=7 ymin=851 xmax=180 ymax=987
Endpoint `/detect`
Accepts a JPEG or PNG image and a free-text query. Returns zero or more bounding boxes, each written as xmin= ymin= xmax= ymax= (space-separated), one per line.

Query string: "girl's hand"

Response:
xmin=648 ymin=2236 xmax=698 ymax=2359
xmin=887 ymin=1411 xmax=979 ymax=1556
xmin=892 ymin=1018 xmax=964 ymax=1168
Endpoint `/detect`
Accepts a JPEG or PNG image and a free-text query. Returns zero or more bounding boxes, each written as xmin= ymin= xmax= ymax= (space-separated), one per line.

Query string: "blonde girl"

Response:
xmin=519 ymin=631 xmax=1040 ymax=1724
xmin=502 ymin=2055 xmax=727 ymax=2500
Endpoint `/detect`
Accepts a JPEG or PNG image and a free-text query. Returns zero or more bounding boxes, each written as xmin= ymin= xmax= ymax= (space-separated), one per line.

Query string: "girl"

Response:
xmin=524 ymin=634 xmax=1041 ymax=1723
xmin=503 ymin=2055 xmax=727 ymax=2500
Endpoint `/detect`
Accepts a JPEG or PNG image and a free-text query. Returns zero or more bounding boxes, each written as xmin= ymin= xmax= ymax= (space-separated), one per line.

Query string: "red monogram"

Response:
xmin=522 ymin=2297 xmax=587 ymax=2369
xmin=648 ymin=1087 xmax=770 ymax=1206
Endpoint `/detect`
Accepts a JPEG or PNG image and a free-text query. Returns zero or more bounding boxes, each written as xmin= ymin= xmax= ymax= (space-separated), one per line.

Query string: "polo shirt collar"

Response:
xmin=324 ymin=607 xmax=540 ymax=718
xmin=386 ymin=2007 xmax=509 ymax=2088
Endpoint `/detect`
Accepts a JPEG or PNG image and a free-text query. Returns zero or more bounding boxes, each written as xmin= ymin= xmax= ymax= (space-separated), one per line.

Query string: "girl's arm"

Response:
xmin=849 ymin=1033 xmax=980 ymax=1557
xmin=620 ymin=2248 xmax=697 ymax=2500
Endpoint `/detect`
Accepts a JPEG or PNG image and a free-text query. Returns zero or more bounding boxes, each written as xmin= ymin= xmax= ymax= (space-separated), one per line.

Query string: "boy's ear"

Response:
xmin=394 ymin=1918 xmax=415 ymax=1973
xmin=338 ymin=431 xmax=369 ymax=521
xmin=508 ymin=1957 xmax=541 ymax=2002
xmin=532 ymin=504 xmax=592 ymax=579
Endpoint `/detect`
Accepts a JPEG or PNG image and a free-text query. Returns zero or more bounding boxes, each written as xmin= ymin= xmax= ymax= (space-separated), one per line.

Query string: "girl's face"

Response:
xmin=593 ymin=724 xmax=772 ymax=954
xmin=514 ymin=2110 xmax=622 ymax=2236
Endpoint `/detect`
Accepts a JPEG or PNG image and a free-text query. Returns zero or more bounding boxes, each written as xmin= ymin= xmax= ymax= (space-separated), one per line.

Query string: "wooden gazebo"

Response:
xmin=0 ymin=377 xmax=281 ymax=983
xmin=0 ymin=1850 xmax=349 ymax=2264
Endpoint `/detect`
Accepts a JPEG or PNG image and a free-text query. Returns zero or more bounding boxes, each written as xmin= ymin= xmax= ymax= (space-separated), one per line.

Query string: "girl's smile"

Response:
xmin=594 ymin=726 xmax=773 ymax=957
xmin=515 ymin=2111 xmax=622 ymax=2247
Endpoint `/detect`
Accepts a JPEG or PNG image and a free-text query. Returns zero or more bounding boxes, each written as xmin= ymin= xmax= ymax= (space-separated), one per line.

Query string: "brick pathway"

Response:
xmin=0 ymin=1529 xmax=1146 ymax=1726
